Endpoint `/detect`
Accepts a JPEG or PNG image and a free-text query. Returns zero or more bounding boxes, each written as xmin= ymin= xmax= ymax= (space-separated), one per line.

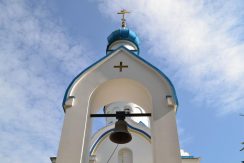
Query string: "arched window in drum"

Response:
xmin=118 ymin=148 xmax=133 ymax=163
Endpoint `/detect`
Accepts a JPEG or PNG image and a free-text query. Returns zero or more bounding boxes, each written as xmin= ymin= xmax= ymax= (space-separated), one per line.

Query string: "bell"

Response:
xmin=109 ymin=119 xmax=132 ymax=144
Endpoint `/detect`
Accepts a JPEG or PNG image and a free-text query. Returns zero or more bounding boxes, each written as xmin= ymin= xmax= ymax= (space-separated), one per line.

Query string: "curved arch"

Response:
xmin=89 ymin=78 xmax=152 ymax=114
xmin=62 ymin=47 xmax=178 ymax=110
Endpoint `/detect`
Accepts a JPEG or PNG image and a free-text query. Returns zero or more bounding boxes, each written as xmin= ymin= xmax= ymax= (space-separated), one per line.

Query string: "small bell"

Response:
xmin=109 ymin=119 xmax=132 ymax=144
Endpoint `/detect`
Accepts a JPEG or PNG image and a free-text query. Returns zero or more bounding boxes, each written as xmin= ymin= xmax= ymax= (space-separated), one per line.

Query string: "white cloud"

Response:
xmin=177 ymin=119 xmax=193 ymax=148
xmin=0 ymin=0 xmax=93 ymax=162
xmin=98 ymin=0 xmax=244 ymax=114
xmin=180 ymin=149 xmax=190 ymax=156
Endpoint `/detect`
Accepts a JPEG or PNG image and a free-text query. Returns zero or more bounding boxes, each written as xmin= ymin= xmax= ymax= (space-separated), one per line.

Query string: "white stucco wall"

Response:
xmin=182 ymin=158 xmax=201 ymax=163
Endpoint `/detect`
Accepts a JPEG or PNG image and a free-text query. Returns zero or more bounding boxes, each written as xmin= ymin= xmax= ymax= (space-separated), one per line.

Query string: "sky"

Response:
xmin=0 ymin=0 xmax=243 ymax=162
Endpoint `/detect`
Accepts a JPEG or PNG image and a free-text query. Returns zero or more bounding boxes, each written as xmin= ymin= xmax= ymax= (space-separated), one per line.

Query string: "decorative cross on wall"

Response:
xmin=113 ymin=62 xmax=128 ymax=72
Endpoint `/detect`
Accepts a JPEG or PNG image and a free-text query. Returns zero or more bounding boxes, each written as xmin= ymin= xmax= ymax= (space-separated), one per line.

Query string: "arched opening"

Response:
xmin=91 ymin=101 xmax=151 ymax=141
xmin=88 ymin=78 xmax=153 ymax=163
xmin=89 ymin=78 xmax=152 ymax=143
xmin=91 ymin=106 xmax=106 ymax=134
xmin=118 ymin=148 xmax=133 ymax=163
xmin=89 ymin=78 xmax=152 ymax=114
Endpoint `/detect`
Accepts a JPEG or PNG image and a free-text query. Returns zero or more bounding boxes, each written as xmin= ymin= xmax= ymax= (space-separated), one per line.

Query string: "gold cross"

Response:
xmin=113 ymin=62 xmax=128 ymax=72
xmin=117 ymin=9 xmax=130 ymax=28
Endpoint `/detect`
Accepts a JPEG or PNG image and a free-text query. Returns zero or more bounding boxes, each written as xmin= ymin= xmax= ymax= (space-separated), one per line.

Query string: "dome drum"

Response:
xmin=106 ymin=28 xmax=140 ymax=55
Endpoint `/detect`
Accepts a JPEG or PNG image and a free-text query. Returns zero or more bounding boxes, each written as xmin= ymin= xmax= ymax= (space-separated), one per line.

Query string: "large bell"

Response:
xmin=109 ymin=119 xmax=132 ymax=144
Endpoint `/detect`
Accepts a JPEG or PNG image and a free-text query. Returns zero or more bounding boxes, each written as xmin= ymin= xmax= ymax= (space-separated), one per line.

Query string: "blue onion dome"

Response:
xmin=106 ymin=28 xmax=140 ymax=55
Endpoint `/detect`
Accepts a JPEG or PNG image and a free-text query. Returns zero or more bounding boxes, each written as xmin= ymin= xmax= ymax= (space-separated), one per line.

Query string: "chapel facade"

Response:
xmin=52 ymin=10 xmax=200 ymax=163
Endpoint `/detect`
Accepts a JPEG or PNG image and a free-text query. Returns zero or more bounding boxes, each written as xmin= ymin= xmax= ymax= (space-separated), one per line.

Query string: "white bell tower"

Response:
xmin=55 ymin=10 xmax=182 ymax=163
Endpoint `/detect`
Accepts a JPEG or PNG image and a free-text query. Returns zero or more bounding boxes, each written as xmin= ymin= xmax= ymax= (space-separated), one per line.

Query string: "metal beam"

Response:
xmin=90 ymin=112 xmax=151 ymax=118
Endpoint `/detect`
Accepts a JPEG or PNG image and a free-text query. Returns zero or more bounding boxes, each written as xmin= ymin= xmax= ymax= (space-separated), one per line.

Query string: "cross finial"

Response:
xmin=117 ymin=9 xmax=130 ymax=28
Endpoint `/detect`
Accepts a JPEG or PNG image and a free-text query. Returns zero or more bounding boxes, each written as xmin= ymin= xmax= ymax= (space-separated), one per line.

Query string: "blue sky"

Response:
xmin=0 ymin=0 xmax=243 ymax=162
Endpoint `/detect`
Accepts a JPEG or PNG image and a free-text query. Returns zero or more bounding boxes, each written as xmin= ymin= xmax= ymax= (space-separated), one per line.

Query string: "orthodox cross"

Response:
xmin=117 ymin=9 xmax=130 ymax=28
xmin=113 ymin=61 xmax=128 ymax=72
